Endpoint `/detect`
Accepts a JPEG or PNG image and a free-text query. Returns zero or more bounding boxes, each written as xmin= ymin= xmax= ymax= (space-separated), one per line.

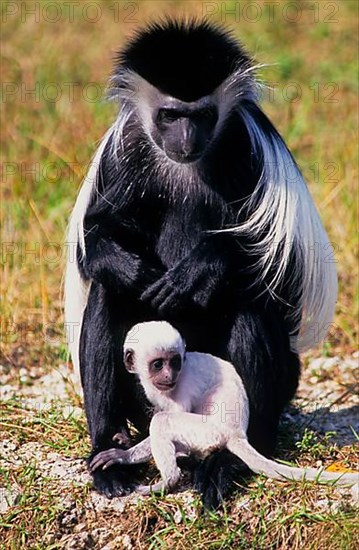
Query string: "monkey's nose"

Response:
xmin=180 ymin=120 xmax=199 ymax=157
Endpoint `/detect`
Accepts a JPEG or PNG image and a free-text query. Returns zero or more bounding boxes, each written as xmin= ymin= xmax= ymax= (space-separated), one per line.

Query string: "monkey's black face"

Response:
xmin=149 ymin=352 xmax=182 ymax=391
xmin=150 ymin=95 xmax=218 ymax=164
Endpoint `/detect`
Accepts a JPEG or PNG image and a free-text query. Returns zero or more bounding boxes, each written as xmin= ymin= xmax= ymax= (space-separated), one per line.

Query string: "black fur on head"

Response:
xmin=116 ymin=19 xmax=252 ymax=101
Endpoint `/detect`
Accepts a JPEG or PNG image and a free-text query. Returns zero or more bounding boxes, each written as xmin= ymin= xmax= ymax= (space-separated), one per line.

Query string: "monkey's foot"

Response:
xmin=136 ymin=481 xmax=167 ymax=496
xmin=136 ymin=468 xmax=181 ymax=496
xmin=91 ymin=466 xmax=137 ymax=499
xmin=88 ymin=448 xmax=138 ymax=498
xmin=193 ymin=450 xmax=250 ymax=509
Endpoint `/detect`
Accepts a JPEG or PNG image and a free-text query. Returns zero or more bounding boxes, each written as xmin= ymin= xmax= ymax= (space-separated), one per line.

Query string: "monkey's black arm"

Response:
xmin=141 ymin=233 xmax=260 ymax=315
xmin=79 ymin=211 xmax=164 ymax=295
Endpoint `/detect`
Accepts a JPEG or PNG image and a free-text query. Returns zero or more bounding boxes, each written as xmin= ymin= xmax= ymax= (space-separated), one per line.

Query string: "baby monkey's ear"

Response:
xmin=124 ymin=349 xmax=136 ymax=373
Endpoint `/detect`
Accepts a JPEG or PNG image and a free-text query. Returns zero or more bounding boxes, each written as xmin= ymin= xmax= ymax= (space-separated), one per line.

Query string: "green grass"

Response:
xmin=1 ymin=0 xmax=358 ymax=548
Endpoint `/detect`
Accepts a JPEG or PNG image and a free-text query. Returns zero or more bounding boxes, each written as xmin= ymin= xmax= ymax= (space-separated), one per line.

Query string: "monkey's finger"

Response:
xmin=140 ymin=278 xmax=165 ymax=302
xmin=151 ymin=289 xmax=174 ymax=310
xmin=157 ymin=291 xmax=183 ymax=315
xmin=90 ymin=456 xmax=124 ymax=472
xmin=89 ymin=460 xmax=104 ymax=472
xmin=102 ymin=459 xmax=122 ymax=470
xmin=89 ymin=451 xmax=121 ymax=471
xmin=141 ymin=269 xmax=180 ymax=303
xmin=89 ymin=456 xmax=109 ymax=472
xmin=142 ymin=265 xmax=166 ymax=289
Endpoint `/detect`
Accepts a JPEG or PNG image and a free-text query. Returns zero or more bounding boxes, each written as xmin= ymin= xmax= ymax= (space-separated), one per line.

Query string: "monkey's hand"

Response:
xmin=89 ymin=449 xmax=130 ymax=472
xmin=141 ymin=236 xmax=236 ymax=315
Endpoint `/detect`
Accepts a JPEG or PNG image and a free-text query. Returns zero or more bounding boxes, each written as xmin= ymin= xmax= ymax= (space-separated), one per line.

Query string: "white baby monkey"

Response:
xmin=90 ymin=322 xmax=358 ymax=495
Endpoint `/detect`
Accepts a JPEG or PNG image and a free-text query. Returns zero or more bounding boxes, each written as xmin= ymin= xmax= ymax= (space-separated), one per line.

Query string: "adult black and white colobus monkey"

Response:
xmin=90 ymin=322 xmax=357 ymax=495
xmin=65 ymin=20 xmax=337 ymax=507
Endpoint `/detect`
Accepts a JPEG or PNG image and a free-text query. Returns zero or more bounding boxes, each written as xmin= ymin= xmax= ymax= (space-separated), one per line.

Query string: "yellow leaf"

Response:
xmin=326 ymin=462 xmax=357 ymax=474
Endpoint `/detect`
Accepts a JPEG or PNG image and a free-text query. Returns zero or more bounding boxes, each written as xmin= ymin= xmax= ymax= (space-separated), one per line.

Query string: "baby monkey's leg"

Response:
xmin=136 ymin=412 xmax=224 ymax=495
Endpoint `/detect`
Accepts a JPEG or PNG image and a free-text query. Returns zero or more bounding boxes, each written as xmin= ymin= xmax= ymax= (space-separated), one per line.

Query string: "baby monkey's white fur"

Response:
xmin=90 ymin=322 xmax=358 ymax=495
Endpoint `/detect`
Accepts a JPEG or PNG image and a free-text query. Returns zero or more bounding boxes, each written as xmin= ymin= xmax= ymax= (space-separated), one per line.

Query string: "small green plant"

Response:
xmin=296 ymin=429 xmax=337 ymax=459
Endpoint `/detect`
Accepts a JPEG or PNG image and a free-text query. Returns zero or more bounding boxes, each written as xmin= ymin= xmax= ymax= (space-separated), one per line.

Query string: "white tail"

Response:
xmin=227 ymin=437 xmax=358 ymax=487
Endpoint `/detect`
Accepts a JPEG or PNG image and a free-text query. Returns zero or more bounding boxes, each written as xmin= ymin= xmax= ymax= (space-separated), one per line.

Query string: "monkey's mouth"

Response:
xmin=165 ymin=149 xmax=202 ymax=164
xmin=156 ymin=382 xmax=177 ymax=391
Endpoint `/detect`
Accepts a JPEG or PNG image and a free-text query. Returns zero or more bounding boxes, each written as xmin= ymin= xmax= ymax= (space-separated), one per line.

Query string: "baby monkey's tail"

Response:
xmin=227 ymin=437 xmax=358 ymax=488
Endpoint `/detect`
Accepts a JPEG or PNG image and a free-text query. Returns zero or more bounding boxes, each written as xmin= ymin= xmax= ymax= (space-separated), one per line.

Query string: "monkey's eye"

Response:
xmin=151 ymin=359 xmax=164 ymax=371
xmin=156 ymin=109 xmax=178 ymax=124
xmin=193 ymin=107 xmax=218 ymax=126
xmin=170 ymin=355 xmax=182 ymax=370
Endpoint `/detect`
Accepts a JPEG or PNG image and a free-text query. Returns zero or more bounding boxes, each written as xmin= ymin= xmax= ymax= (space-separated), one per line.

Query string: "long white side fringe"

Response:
xmin=236 ymin=104 xmax=337 ymax=352
xmin=64 ymin=128 xmax=113 ymax=379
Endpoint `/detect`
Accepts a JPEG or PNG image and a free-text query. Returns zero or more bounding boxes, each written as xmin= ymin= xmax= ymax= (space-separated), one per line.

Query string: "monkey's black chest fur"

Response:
xmin=82 ymin=112 xmax=255 ymax=270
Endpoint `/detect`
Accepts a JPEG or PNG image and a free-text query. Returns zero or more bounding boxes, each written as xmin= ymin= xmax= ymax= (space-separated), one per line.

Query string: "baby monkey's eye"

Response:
xmin=170 ymin=355 xmax=182 ymax=370
xmin=151 ymin=359 xmax=164 ymax=371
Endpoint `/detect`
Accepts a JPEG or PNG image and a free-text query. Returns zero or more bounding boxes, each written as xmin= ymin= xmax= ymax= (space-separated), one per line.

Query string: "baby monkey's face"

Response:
xmin=148 ymin=351 xmax=182 ymax=392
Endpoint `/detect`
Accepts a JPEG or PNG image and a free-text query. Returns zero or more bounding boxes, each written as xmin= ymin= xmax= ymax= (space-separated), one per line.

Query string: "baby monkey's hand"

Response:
xmin=89 ymin=448 xmax=129 ymax=472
